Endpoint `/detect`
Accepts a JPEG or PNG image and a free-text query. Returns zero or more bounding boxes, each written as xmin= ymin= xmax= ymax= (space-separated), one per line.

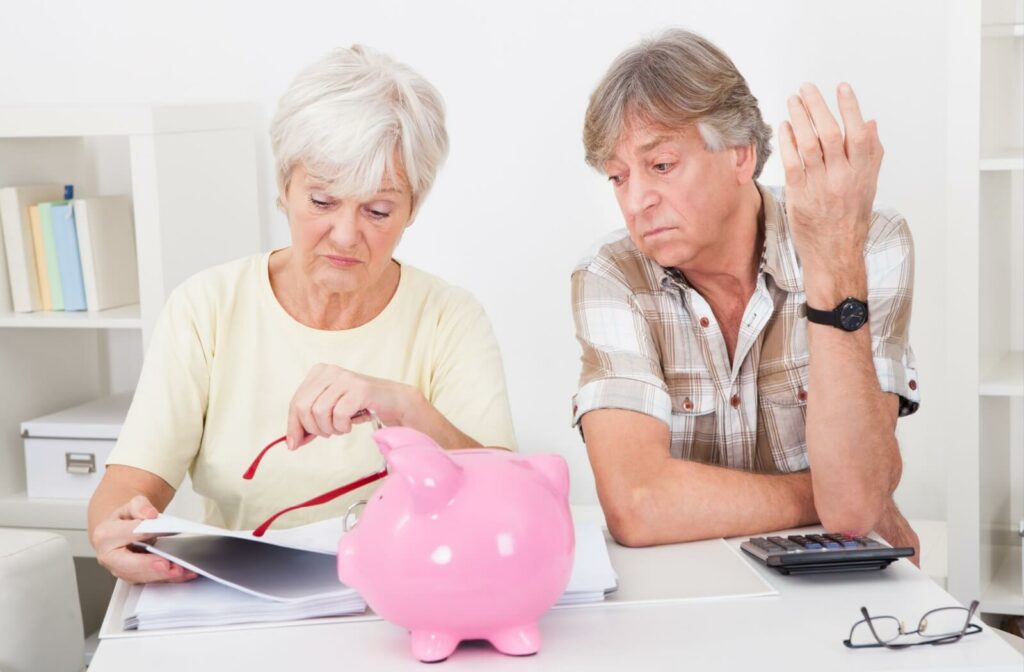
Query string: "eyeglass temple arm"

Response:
xmin=243 ymin=411 xmax=384 ymax=480
xmin=242 ymin=435 xmax=289 ymax=480
xmin=250 ymin=467 xmax=389 ymax=537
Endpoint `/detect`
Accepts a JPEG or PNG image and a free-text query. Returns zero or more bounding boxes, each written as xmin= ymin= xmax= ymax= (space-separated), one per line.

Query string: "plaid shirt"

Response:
xmin=571 ymin=184 xmax=920 ymax=474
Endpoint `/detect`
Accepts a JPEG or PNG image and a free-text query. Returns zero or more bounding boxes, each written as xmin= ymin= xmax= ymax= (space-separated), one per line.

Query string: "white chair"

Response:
xmin=0 ymin=529 xmax=85 ymax=672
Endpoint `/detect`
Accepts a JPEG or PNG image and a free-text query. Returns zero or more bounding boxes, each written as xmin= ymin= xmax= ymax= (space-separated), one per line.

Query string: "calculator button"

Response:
xmin=788 ymin=535 xmax=823 ymax=550
xmin=823 ymin=533 xmax=858 ymax=549
xmin=807 ymin=534 xmax=839 ymax=549
xmin=768 ymin=536 xmax=803 ymax=552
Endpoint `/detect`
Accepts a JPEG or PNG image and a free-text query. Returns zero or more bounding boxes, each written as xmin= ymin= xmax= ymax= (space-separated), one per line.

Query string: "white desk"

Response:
xmin=90 ymin=517 xmax=1024 ymax=671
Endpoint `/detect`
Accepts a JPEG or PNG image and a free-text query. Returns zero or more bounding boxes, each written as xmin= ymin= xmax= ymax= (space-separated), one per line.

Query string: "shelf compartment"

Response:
xmin=0 ymin=103 xmax=259 ymax=139
xmin=980 ymin=351 xmax=1024 ymax=396
xmin=982 ymin=545 xmax=1024 ymax=615
xmin=980 ymin=150 xmax=1024 ymax=171
xmin=0 ymin=304 xmax=141 ymax=329
xmin=0 ymin=491 xmax=88 ymax=530
xmin=982 ymin=23 xmax=1024 ymax=37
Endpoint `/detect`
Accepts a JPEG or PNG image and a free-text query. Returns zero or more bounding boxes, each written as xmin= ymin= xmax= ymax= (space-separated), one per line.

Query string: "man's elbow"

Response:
xmin=815 ymin=491 xmax=886 ymax=535
xmin=603 ymin=489 xmax=659 ymax=548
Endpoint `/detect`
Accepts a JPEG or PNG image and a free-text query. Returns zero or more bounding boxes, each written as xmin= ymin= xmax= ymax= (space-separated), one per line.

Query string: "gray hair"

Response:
xmin=584 ymin=29 xmax=772 ymax=178
xmin=270 ymin=45 xmax=449 ymax=216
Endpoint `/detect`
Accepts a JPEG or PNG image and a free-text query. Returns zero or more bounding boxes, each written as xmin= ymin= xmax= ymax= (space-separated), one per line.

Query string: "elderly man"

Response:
xmin=572 ymin=29 xmax=920 ymax=559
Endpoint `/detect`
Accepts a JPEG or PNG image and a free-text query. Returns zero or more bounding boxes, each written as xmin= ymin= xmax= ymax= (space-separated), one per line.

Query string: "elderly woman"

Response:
xmin=87 ymin=46 xmax=516 ymax=584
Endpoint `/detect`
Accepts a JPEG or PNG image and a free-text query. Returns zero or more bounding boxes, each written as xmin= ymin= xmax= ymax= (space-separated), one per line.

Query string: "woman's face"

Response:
xmin=282 ymin=163 xmax=414 ymax=294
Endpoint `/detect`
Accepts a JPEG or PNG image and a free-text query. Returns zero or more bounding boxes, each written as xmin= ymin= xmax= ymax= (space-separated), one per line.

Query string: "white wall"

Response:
xmin=0 ymin=0 xmax=950 ymax=519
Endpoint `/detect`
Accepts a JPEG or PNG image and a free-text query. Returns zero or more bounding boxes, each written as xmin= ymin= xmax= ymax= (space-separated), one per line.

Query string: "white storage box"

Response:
xmin=21 ymin=393 xmax=133 ymax=499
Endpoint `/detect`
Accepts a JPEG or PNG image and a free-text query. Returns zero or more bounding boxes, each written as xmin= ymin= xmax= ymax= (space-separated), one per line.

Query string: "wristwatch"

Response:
xmin=806 ymin=297 xmax=869 ymax=332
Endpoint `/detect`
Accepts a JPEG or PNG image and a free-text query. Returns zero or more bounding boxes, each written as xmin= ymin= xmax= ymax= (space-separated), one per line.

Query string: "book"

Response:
xmin=72 ymin=197 xmax=138 ymax=311
xmin=28 ymin=205 xmax=52 ymax=310
xmin=50 ymin=203 xmax=87 ymax=311
xmin=37 ymin=202 xmax=65 ymax=310
xmin=0 ymin=184 xmax=63 ymax=312
xmin=125 ymin=515 xmax=619 ymax=632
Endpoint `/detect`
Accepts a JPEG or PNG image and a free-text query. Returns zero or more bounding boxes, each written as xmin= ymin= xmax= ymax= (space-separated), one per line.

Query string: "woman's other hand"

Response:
xmin=92 ymin=494 xmax=198 ymax=584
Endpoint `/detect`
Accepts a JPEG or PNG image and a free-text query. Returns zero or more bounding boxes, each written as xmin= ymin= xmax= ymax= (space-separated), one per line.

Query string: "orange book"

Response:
xmin=28 ymin=205 xmax=52 ymax=310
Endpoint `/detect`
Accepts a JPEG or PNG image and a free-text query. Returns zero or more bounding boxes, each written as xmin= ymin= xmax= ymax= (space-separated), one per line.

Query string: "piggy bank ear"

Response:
xmin=523 ymin=454 xmax=569 ymax=498
xmin=373 ymin=427 xmax=463 ymax=513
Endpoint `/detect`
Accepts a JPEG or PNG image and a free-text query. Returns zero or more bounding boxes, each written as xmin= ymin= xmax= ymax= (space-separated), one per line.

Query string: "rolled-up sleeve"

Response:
xmin=865 ymin=210 xmax=921 ymax=417
xmin=571 ymin=267 xmax=671 ymax=427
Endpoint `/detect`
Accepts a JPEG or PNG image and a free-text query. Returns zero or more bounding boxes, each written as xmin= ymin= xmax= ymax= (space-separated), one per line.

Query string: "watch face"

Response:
xmin=839 ymin=299 xmax=868 ymax=331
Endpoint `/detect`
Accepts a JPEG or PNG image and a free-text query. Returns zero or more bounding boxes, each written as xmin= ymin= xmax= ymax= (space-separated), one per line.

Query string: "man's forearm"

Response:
xmin=804 ymin=262 xmax=902 ymax=533
xmin=606 ymin=459 xmax=819 ymax=546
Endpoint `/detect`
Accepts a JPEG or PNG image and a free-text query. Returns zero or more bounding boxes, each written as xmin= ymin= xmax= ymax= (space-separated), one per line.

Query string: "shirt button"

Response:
xmin=699 ymin=317 xmax=710 ymax=328
xmin=797 ymin=388 xmax=808 ymax=402
xmin=909 ymin=379 xmax=917 ymax=391
xmin=683 ymin=398 xmax=694 ymax=412
xmin=730 ymin=394 xmax=740 ymax=408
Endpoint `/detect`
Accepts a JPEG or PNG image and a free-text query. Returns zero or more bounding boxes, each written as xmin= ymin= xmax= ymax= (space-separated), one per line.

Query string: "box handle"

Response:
xmin=65 ymin=452 xmax=96 ymax=475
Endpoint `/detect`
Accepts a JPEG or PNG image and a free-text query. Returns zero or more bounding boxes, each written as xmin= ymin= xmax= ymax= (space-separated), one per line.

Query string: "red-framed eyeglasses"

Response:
xmin=242 ymin=410 xmax=389 ymax=537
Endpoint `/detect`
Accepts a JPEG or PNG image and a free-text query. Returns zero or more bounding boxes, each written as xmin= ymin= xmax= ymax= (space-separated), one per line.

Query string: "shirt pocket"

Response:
xmin=756 ymin=362 xmax=810 ymax=473
xmin=666 ymin=371 xmax=718 ymax=464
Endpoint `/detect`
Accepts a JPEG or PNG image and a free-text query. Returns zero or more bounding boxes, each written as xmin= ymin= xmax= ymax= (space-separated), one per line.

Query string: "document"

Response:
xmin=115 ymin=516 xmax=619 ymax=634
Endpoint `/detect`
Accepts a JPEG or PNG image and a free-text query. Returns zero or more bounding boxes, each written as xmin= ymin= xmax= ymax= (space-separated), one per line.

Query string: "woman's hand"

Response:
xmin=286 ymin=364 xmax=424 ymax=450
xmin=92 ymin=495 xmax=198 ymax=584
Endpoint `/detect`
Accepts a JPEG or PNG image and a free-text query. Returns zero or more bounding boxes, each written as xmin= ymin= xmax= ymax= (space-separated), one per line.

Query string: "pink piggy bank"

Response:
xmin=336 ymin=426 xmax=574 ymax=663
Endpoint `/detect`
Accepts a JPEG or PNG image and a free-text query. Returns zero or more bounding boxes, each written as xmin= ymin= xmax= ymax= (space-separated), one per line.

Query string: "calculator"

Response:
xmin=740 ymin=533 xmax=915 ymax=575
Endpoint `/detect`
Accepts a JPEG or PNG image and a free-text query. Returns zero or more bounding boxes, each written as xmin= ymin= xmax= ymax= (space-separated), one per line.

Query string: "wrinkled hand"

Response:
xmin=779 ymin=83 xmax=883 ymax=280
xmin=287 ymin=364 xmax=422 ymax=450
xmin=873 ymin=499 xmax=921 ymax=567
xmin=93 ymin=495 xmax=198 ymax=584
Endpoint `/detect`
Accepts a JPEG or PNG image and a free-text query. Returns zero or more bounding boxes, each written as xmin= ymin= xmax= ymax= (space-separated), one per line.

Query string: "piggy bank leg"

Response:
xmin=488 ymin=623 xmax=541 ymax=656
xmin=410 ymin=630 xmax=460 ymax=663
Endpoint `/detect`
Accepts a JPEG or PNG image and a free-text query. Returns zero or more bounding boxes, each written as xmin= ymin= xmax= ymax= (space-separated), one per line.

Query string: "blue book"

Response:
xmin=50 ymin=203 xmax=87 ymax=311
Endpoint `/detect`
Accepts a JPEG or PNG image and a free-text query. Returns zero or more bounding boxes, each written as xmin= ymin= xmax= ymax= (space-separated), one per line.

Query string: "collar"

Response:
xmin=656 ymin=183 xmax=803 ymax=294
xmin=758 ymin=183 xmax=803 ymax=293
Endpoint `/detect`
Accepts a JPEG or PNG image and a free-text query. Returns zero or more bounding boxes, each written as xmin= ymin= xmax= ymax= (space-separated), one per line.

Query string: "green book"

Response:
xmin=38 ymin=202 xmax=65 ymax=310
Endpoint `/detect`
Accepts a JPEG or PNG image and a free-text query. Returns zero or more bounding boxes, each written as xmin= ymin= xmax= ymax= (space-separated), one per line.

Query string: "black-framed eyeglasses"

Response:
xmin=843 ymin=600 xmax=982 ymax=649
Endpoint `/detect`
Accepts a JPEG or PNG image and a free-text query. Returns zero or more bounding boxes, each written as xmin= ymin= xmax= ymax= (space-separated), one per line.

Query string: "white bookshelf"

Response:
xmin=0 ymin=103 xmax=263 ymax=556
xmin=946 ymin=0 xmax=1024 ymax=617
xmin=980 ymin=351 xmax=1024 ymax=397
xmin=0 ymin=304 xmax=141 ymax=329
xmin=983 ymin=545 xmax=1024 ymax=616
xmin=980 ymin=151 xmax=1024 ymax=171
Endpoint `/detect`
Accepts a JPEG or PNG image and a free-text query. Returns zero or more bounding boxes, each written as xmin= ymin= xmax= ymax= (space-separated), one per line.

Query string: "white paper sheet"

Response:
xmin=135 ymin=514 xmax=344 ymax=555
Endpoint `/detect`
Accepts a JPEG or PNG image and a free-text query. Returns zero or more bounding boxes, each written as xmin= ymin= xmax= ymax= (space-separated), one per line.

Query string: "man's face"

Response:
xmin=603 ymin=116 xmax=743 ymax=270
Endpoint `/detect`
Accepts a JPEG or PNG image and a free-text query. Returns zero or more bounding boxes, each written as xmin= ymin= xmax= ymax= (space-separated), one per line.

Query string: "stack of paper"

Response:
xmin=126 ymin=577 xmax=366 ymax=630
xmin=557 ymin=522 xmax=619 ymax=605
xmin=124 ymin=516 xmax=617 ymax=631
xmin=126 ymin=534 xmax=365 ymax=631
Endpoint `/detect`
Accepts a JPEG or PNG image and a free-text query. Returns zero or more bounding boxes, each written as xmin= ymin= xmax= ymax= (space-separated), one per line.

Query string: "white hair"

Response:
xmin=270 ymin=45 xmax=449 ymax=216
